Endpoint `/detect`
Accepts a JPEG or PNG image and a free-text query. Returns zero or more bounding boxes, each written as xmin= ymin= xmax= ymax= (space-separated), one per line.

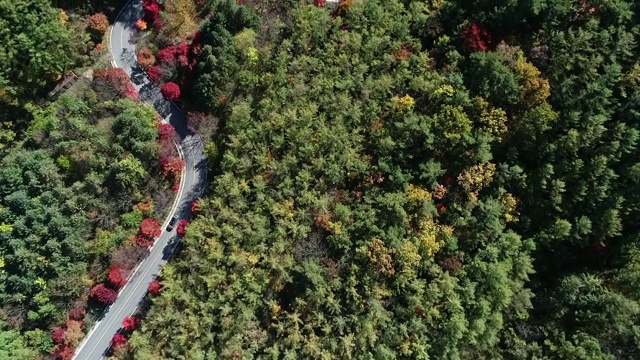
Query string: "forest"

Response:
xmin=2 ymin=0 xmax=640 ymax=359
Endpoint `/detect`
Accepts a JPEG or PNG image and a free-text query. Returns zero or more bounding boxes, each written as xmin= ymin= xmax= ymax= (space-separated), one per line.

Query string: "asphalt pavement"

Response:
xmin=73 ymin=1 xmax=207 ymax=358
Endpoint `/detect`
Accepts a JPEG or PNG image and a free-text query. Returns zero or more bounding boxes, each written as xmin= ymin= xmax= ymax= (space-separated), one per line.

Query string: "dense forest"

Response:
xmin=126 ymin=0 xmax=640 ymax=359
xmin=2 ymin=0 xmax=640 ymax=359
xmin=1 ymin=1 xmax=181 ymax=358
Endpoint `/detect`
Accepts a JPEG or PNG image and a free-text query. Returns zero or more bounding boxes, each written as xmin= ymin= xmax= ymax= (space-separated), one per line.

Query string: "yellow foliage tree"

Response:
xmin=513 ymin=56 xmax=550 ymax=108
xmin=391 ymin=94 xmax=415 ymax=113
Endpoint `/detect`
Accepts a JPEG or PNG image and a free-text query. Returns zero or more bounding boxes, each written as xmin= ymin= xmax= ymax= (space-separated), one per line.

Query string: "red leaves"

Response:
xmin=137 ymin=48 xmax=156 ymax=69
xmin=157 ymin=46 xmax=177 ymax=65
xmin=93 ymin=68 xmax=138 ymax=100
xmin=143 ymin=0 xmax=161 ymax=23
xmin=135 ymin=234 xmax=153 ymax=248
xmin=68 ymin=305 xmax=86 ymax=321
xmin=314 ymin=0 xmax=327 ymax=7
xmin=147 ymin=65 xmax=163 ymax=83
xmin=107 ymin=266 xmax=126 ymax=289
xmin=160 ymin=156 xmax=185 ymax=179
xmin=140 ymin=218 xmax=161 ymax=239
xmin=111 ymin=333 xmax=128 ymax=348
xmin=148 ymin=279 xmax=162 ymax=295
xmin=52 ymin=327 xmax=66 ymax=344
xmin=158 ymin=123 xmax=177 ymax=142
xmin=122 ymin=316 xmax=138 ymax=331
xmin=152 ymin=17 xmax=164 ymax=30
xmin=161 ymin=82 xmax=181 ymax=101
xmin=52 ymin=345 xmax=75 ymax=360
xmin=90 ymin=283 xmax=118 ymax=305
xmin=191 ymin=199 xmax=200 ymax=215
xmin=176 ymin=219 xmax=189 ymax=237
xmin=462 ymin=23 xmax=491 ymax=52
xmin=88 ymin=13 xmax=109 ymax=37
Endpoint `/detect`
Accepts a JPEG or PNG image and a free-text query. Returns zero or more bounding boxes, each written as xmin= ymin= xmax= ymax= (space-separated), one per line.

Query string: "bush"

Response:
xmin=158 ymin=123 xmax=177 ymax=142
xmin=148 ymin=279 xmax=161 ymax=296
xmin=90 ymin=284 xmax=118 ymax=305
xmin=139 ymin=218 xmax=161 ymax=239
xmin=176 ymin=219 xmax=189 ymax=237
xmin=107 ymin=266 xmax=126 ymax=288
xmin=137 ymin=48 xmax=156 ymax=69
xmin=147 ymin=65 xmax=163 ymax=83
xmin=92 ymin=68 xmax=138 ymax=101
xmin=160 ymin=82 xmax=181 ymax=101
xmin=157 ymin=46 xmax=177 ymax=65
xmin=143 ymin=0 xmax=161 ymax=23
xmin=88 ymin=13 xmax=109 ymax=39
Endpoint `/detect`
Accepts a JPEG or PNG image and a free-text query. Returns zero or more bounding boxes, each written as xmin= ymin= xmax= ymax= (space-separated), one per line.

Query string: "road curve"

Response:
xmin=73 ymin=1 xmax=207 ymax=359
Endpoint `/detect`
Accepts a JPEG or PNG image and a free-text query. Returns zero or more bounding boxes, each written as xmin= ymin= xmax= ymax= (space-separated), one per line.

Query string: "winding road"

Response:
xmin=73 ymin=1 xmax=207 ymax=359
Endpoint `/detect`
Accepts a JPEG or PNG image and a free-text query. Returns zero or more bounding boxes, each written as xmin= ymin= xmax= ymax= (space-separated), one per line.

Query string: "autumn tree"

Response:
xmin=88 ymin=13 xmax=109 ymax=40
xmin=161 ymin=82 xmax=181 ymax=101
xmin=90 ymin=284 xmax=118 ymax=305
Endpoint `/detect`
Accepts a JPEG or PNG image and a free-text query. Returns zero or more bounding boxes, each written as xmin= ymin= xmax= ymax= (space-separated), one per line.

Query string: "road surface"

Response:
xmin=73 ymin=1 xmax=207 ymax=358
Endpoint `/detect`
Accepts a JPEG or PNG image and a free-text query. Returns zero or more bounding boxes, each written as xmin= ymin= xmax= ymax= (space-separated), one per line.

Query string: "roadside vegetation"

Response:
xmin=2 ymin=0 xmax=640 ymax=359
xmin=0 ymin=1 xmax=181 ymax=359
xmin=123 ymin=0 xmax=640 ymax=359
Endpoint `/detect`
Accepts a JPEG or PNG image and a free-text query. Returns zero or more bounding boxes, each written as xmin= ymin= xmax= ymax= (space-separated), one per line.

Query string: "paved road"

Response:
xmin=73 ymin=1 xmax=207 ymax=359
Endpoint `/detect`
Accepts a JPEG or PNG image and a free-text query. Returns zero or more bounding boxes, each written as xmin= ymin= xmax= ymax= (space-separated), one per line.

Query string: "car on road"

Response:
xmin=166 ymin=215 xmax=179 ymax=231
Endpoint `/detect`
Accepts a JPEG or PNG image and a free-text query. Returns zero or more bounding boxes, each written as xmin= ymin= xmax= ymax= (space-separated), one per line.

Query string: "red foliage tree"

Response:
xmin=315 ymin=0 xmax=327 ymax=7
xmin=135 ymin=234 xmax=154 ymax=248
xmin=143 ymin=0 xmax=161 ymax=23
xmin=92 ymin=68 xmax=138 ymax=101
xmin=176 ymin=219 xmax=189 ymax=238
xmin=172 ymin=182 xmax=180 ymax=192
xmin=148 ymin=279 xmax=162 ymax=296
xmin=158 ymin=123 xmax=177 ymax=142
xmin=462 ymin=23 xmax=491 ymax=52
xmin=137 ymin=48 xmax=156 ymax=69
xmin=157 ymin=46 xmax=177 ymax=65
xmin=107 ymin=266 xmax=126 ymax=288
xmin=147 ymin=65 xmax=163 ymax=83
xmin=52 ymin=345 xmax=75 ymax=360
xmin=191 ymin=199 xmax=200 ymax=215
xmin=152 ymin=17 xmax=164 ymax=30
xmin=68 ymin=305 xmax=86 ymax=321
xmin=160 ymin=156 xmax=185 ymax=179
xmin=122 ymin=316 xmax=138 ymax=331
xmin=139 ymin=218 xmax=161 ymax=239
xmin=90 ymin=284 xmax=118 ymax=305
xmin=88 ymin=13 xmax=109 ymax=38
xmin=161 ymin=82 xmax=181 ymax=101
xmin=111 ymin=333 xmax=128 ymax=349
xmin=52 ymin=327 xmax=66 ymax=344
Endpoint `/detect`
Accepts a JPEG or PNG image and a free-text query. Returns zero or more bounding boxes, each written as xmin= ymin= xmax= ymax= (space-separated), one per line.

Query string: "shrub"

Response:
xmin=147 ymin=65 xmax=163 ymax=83
xmin=136 ymin=19 xmax=147 ymax=31
xmin=107 ymin=266 xmax=126 ymax=288
xmin=161 ymin=82 xmax=181 ymax=101
xmin=160 ymin=156 xmax=184 ymax=179
xmin=158 ymin=123 xmax=177 ymax=142
xmin=90 ymin=284 xmax=118 ymax=305
xmin=143 ymin=0 xmax=161 ymax=23
xmin=152 ymin=18 xmax=164 ymax=30
xmin=148 ymin=279 xmax=161 ymax=295
xmin=92 ymin=68 xmax=138 ymax=101
xmin=176 ymin=219 xmax=189 ymax=237
xmin=191 ymin=199 xmax=200 ymax=215
xmin=157 ymin=46 xmax=177 ymax=65
xmin=68 ymin=306 xmax=86 ymax=321
xmin=139 ymin=218 xmax=161 ymax=239
xmin=122 ymin=316 xmax=138 ymax=331
xmin=52 ymin=328 xmax=66 ymax=344
xmin=137 ymin=48 xmax=156 ymax=69
xmin=110 ymin=333 xmax=128 ymax=348
xmin=88 ymin=13 xmax=109 ymax=38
